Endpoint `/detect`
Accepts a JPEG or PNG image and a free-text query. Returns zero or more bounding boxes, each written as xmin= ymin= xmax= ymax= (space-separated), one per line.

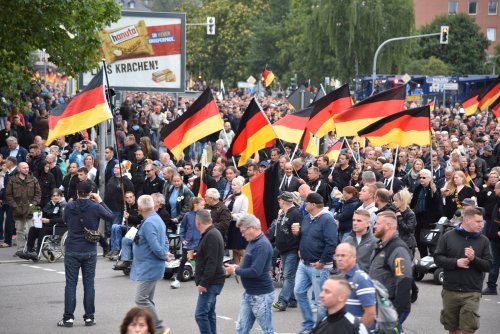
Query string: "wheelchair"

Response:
xmin=24 ymin=224 xmax=68 ymax=262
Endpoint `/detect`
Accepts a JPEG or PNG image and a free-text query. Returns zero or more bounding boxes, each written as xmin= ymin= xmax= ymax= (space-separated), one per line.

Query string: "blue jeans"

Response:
xmin=398 ymin=310 xmax=409 ymax=333
xmin=111 ymin=224 xmax=126 ymax=251
xmin=150 ymin=128 xmax=158 ymax=147
xmin=294 ymin=262 xmax=330 ymax=330
xmin=121 ymin=237 xmax=134 ymax=261
xmin=64 ymin=251 xmax=97 ymax=321
xmin=278 ymin=251 xmax=299 ymax=306
xmin=487 ymin=241 xmax=500 ymax=290
xmin=195 ymin=283 xmax=224 ymax=334
xmin=236 ymin=291 xmax=275 ymax=334
xmin=106 ymin=211 xmax=123 ymax=238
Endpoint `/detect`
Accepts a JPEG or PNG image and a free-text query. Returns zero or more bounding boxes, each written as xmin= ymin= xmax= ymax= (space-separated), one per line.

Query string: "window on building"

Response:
xmin=488 ymin=1 xmax=498 ymax=14
xmin=449 ymin=1 xmax=458 ymax=14
xmin=128 ymin=0 xmax=135 ymax=9
xmin=487 ymin=28 xmax=497 ymax=41
xmin=469 ymin=1 xmax=478 ymax=14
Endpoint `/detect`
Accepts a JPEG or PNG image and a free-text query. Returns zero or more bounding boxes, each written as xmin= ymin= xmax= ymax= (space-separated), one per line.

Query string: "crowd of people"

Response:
xmin=0 ymin=75 xmax=499 ymax=334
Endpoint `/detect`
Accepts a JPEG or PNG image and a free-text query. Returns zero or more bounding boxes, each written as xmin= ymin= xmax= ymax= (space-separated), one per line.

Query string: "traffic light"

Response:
xmin=207 ymin=17 xmax=215 ymax=35
xmin=440 ymin=26 xmax=449 ymax=44
xmin=290 ymin=74 xmax=297 ymax=90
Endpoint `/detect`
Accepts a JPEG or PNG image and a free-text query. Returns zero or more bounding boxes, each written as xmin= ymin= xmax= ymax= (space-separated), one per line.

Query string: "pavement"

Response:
xmin=1 ymin=245 xmax=500 ymax=334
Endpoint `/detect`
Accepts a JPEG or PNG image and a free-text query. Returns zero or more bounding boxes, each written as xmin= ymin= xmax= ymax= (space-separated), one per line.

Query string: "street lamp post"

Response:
xmin=372 ymin=32 xmax=441 ymax=94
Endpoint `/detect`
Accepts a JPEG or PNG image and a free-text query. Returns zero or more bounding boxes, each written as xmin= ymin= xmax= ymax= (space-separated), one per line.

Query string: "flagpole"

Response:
xmin=328 ymin=138 xmax=345 ymax=177
xmin=221 ymin=126 xmax=238 ymax=167
xmin=101 ymin=59 xmax=128 ymax=228
xmin=343 ymin=137 xmax=358 ymax=164
xmin=356 ymin=136 xmax=361 ymax=162
xmin=390 ymin=145 xmax=399 ymax=193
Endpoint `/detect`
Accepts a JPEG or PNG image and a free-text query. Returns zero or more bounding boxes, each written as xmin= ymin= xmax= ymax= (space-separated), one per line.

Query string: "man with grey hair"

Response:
xmin=410 ymin=168 xmax=443 ymax=258
xmin=225 ymin=214 xmax=275 ymax=334
xmin=382 ymin=163 xmax=403 ymax=193
xmin=194 ymin=209 xmax=225 ymax=334
xmin=131 ymin=194 xmax=170 ymax=334
xmin=204 ymin=188 xmax=232 ymax=239
xmin=3 ymin=136 xmax=28 ymax=163
xmin=361 ymin=171 xmax=376 ymax=185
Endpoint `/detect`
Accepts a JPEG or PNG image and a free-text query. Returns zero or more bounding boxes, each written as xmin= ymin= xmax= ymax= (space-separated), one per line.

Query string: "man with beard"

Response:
xmin=369 ymin=211 xmax=413 ymax=333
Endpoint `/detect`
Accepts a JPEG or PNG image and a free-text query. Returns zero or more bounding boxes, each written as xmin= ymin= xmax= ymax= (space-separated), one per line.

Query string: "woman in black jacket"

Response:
xmin=335 ymin=186 xmax=360 ymax=242
xmin=23 ymin=188 xmax=66 ymax=260
xmin=163 ymin=174 xmax=192 ymax=233
xmin=393 ymin=188 xmax=417 ymax=257
xmin=34 ymin=160 xmax=56 ymax=208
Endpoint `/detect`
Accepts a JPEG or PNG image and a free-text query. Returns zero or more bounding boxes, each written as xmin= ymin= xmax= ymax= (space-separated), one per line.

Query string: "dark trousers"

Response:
xmin=26 ymin=225 xmax=53 ymax=252
xmin=2 ymin=205 xmax=15 ymax=245
xmin=176 ymin=248 xmax=191 ymax=281
xmin=487 ymin=241 xmax=500 ymax=290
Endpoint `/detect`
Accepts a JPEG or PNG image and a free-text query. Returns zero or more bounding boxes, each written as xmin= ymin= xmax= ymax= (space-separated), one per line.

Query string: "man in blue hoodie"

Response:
xmin=292 ymin=192 xmax=338 ymax=334
xmin=58 ymin=182 xmax=114 ymax=328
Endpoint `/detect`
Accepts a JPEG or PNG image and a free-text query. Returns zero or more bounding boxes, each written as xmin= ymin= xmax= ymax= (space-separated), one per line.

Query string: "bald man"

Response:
xmin=313 ymin=276 xmax=368 ymax=334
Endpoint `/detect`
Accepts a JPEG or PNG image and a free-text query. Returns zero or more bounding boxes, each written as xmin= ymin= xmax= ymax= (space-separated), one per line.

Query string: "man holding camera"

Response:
xmin=58 ymin=182 xmax=114 ymax=328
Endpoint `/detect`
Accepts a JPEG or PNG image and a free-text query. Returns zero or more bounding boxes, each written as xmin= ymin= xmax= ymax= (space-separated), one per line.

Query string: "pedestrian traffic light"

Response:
xmin=207 ymin=17 xmax=215 ymax=35
xmin=440 ymin=26 xmax=449 ymax=44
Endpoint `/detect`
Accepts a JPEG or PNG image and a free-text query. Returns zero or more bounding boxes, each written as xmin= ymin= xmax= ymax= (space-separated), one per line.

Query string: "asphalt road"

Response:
xmin=0 ymin=253 xmax=499 ymax=334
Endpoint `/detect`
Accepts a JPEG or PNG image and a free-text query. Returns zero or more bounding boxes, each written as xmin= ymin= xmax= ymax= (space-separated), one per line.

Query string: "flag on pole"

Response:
xmin=428 ymin=97 xmax=436 ymax=112
xmin=47 ymin=67 xmax=112 ymax=144
xmin=334 ymin=85 xmax=406 ymax=137
xmin=478 ymin=76 xmax=500 ymax=111
xmin=226 ymin=99 xmax=276 ymax=166
xmin=306 ymin=84 xmax=352 ymax=138
xmin=218 ymin=80 xmax=225 ymax=100
xmin=262 ymin=69 xmax=275 ymax=87
xmin=491 ymin=97 xmax=500 ymax=122
xmin=357 ymin=105 xmax=431 ymax=147
xmin=272 ymin=107 xmax=313 ymax=144
xmin=462 ymin=95 xmax=479 ymax=116
xmin=299 ymin=128 xmax=319 ymax=157
xmin=161 ymin=88 xmax=223 ymax=160
xmin=325 ymin=140 xmax=343 ymax=162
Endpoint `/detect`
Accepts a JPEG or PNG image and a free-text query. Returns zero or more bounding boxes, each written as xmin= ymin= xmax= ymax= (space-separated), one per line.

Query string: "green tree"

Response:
xmin=310 ymin=0 xmax=415 ymax=83
xmin=417 ymin=13 xmax=489 ymax=74
xmin=180 ymin=0 xmax=266 ymax=86
xmin=0 ymin=0 xmax=120 ymax=110
xmin=404 ymin=56 xmax=452 ymax=75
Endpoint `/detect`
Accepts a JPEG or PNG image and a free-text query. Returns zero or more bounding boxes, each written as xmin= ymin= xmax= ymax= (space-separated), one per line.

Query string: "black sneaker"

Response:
xmin=57 ymin=319 xmax=74 ymax=327
xmin=84 ymin=318 xmax=96 ymax=326
xmin=482 ymin=288 xmax=498 ymax=295
xmin=15 ymin=250 xmax=28 ymax=259
xmin=288 ymin=301 xmax=298 ymax=308
xmin=411 ymin=285 xmax=419 ymax=303
xmin=272 ymin=302 xmax=287 ymax=311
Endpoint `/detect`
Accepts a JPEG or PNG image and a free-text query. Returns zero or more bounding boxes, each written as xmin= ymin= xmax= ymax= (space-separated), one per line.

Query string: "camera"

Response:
xmin=134 ymin=234 xmax=140 ymax=245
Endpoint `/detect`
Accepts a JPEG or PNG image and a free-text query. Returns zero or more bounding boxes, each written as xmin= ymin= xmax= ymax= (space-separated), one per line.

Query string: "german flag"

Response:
xmin=427 ymin=98 xmax=436 ymax=112
xmin=241 ymin=161 xmax=280 ymax=233
xmin=162 ymin=88 xmax=223 ymax=160
xmin=357 ymin=105 xmax=431 ymax=147
xmin=462 ymin=95 xmax=479 ymax=116
xmin=306 ymin=84 xmax=352 ymax=138
xmin=326 ymin=140 xmax=343 ymax=162
xmin=226 ymin=99 xmax=276 ymax=167
xmin=47 ymin=68 xmax=111 ymax=144
xmin=262 ymin=69 xmax=275 ymax=87
xmin=334 ymin=85 xmax=406 ymax=137
xmin=491 ymin=97 xmax=500 ymax=122
xmin=273 ymin=107 xmax=313 ymax=144
xmin=299 ymin=127 xmax=319 ymax=157
xmin=197 ymin=167 xmax=208 ymax=198
xmin=478 ymin=76 xmax=500 ymax=111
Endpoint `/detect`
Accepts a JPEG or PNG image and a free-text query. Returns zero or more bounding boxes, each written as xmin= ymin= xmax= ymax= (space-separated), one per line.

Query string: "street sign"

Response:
xmin=207 ymin=17 xmax=215 ymax=35
xmin=402 ymin=73 xmax=411 ymax=83
xmin=426 ymin=76 xmax=449 ymax=84
xmin=246 ymin=75 xmax=256 ymax=84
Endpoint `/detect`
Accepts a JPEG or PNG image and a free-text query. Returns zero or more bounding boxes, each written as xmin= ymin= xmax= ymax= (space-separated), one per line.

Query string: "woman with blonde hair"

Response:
xmin=225 ymin=177 xmax=248 ymax=265
xmin=393 ymin=188 xmax=417 ymax=256
xmin=442 ymin=170 xmax=475 ymax=219
xmin=403 ymin=158 xmax=424 ymax=193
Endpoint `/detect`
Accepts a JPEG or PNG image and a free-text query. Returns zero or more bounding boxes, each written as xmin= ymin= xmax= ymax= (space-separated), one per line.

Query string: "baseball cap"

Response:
xmin=462 ymin=198 xmax=476 ymax=207
xmin=259 ymin=161 xmax=269 ymax=167
xmin=152 ymin=160 xmax=161 ymax=166
xmin=484 ymin=145 xmax=493 ymax=151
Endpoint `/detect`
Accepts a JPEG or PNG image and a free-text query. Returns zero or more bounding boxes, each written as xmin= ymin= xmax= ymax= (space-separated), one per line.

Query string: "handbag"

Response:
xmin=76 ymin=201 xmax=100 ymax=244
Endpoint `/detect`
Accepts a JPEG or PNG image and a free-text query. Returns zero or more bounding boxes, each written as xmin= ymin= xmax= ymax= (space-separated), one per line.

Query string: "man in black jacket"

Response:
xmin=194 ymin=209 xmax=225 ymax=334
xmin=312 ymin=276 xmax=368 ymax=334
xmin=483 ymin=180 xmax=500 ymax=295
xmin=272 ymin=192 xmax=303 ymax=312
xmin=434 ymin=207 xmax=492 ymax=334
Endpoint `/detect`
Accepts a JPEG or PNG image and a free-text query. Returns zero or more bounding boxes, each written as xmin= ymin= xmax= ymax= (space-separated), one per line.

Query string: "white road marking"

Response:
xmin=57 ymin=272 xmax=65 ymax=275
xmin=43 ymin=268 xmax=56 ymax=272
xmin=217 ymin=316 xmax=232 ymax=320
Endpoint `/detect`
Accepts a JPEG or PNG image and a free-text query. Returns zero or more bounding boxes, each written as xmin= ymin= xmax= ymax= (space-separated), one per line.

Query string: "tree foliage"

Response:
xmin=404 ymin=56 xmax=452 ymax=75
xmin=0 ymin=0 xmax=121 ymax=109
xmin=416 ymin=13 xmax=489 ymax=74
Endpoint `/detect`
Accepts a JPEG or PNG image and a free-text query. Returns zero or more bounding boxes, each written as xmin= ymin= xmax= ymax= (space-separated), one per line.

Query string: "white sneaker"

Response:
xmin=170 ymin=279 xmax=180 ymax=289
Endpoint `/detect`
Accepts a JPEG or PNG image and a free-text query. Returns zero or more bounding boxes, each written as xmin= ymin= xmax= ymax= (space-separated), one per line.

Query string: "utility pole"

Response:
xmin=372 ymin=32 xmax=443 ymax=94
